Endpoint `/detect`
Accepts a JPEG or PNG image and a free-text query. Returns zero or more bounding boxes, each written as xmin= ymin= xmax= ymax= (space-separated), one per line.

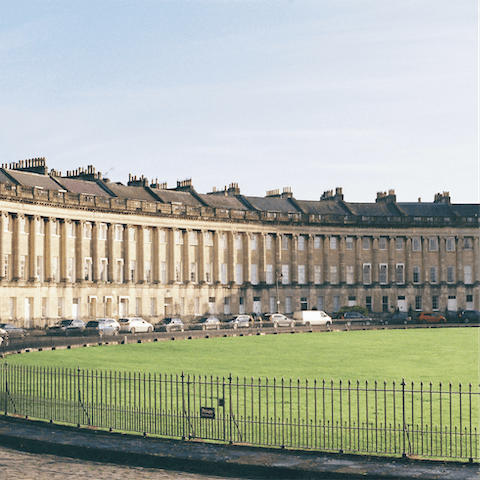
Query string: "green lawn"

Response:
xmin=7 ymin=328 xmax=479 ymax=385
xmin=2 ymin=328 xmax=478 ymax=459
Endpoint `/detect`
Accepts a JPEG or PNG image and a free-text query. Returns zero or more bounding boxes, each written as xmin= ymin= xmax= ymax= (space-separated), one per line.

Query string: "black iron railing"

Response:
xmin=0 ymin=364 xmax=477 ymax=461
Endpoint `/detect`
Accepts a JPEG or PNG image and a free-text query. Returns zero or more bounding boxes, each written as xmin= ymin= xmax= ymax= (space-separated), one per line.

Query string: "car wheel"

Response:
xmin=180 ymin=327 xmax=184 ymax=332
xmin=421 ymin=320 xmax=426 ymax=324
xmin=290 ymin=321 xmax=295 ymax=328
xmin=273 ymin=321 xmax=278 ymax=328
xmin=148 ymin=326 xmax=153 ymax=333
xmin=112 ymin=330 xmax=117 ymax=336
xmin=464 ymin=318 xmax=469 ymax=323
xmin=384 ymin=320 xmax=388 ymax=325
xmin=305 ymin=321 xmax=311 ymax=328
xmin=98 ymin=330 xmax=104 ymax=337
xmin=202 ymin=325 xmax=206 ymax=331
xmin=131 ymin=327 xmax=136 ymax=333
xmin=326 ymin=321 xmax=331 ymax=326
xmin=233 ymin=324 xmax=237 ymax=329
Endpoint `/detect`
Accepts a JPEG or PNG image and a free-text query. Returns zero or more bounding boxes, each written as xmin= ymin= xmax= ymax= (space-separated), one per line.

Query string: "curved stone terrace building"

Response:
xmin=0 ymin=158 xmax=478 ymax=327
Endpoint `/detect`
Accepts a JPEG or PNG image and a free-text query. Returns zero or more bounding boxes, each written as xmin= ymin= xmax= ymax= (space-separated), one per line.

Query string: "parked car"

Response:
xmin=0 ymin=327 xmax=7 ymax=345
xmin=382 ymin=312 xmax=412 ymax=325
xmin=155 ymin=317 xmax=185 ymax=332
xmin=0 ymin=323 xmax=26 ymax=339
xmin=47 ymin=319 xmax=85 ymax=335
xmin=118 ymin=317 xmax=154 ymax=333
xmin=341 ymin=311 xmax=372 ymax=325
xmin=293 ymin=310 xmax=332 ymax=327
xmin=417 ymin=312 xmax=447 ymax=324
xmin=84 ymin=319 xmax=118 ymax=336
xmin=197 ymin=316 xmax=221 ymax=330
xmin=457 ymin=310 xmax=480 ymax=323
xmin=270 ymin=314 xmax=295 ymax=328
xmin=97 ymin=318 xmax=120 ymax=332
xmin=225 ymin=315 xmax=253 ymax=329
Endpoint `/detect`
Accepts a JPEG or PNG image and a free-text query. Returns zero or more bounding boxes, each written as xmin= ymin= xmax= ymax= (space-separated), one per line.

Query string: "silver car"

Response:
xmin=270 ymin=314 xmax=295 ymax=328
xmin=197 ymin=316 xmax=221 ymax=330
xmin=225 ymin=315 xmax=253 ymax=329
xmin=155 ymin=317 xmax=185 ymax=332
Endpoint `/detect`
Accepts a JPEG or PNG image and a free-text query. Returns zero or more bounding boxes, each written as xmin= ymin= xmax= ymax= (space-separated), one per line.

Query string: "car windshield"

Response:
xmin=59 ymin=320 xmax=73 ymax=326
xmin=86 ymin=322 xmax=98 ymax=327
xmin=119 ymin=319 xmax=130 ymax=323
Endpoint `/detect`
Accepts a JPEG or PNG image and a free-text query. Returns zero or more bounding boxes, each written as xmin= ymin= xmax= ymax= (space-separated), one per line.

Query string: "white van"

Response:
xmin=293 ymin=310 xmax=332 ymax=327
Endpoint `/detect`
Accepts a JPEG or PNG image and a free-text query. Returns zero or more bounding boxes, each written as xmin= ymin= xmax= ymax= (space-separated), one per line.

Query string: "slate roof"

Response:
xmin=243 ymin=196 xmax=301 ymax=213
xmin=53 ymin=177 xmax=112 ymax=197
xmin=149 ymin=188 xmax=203 ymax=207
xmin=450 ymin=204 xmax=480 ymax=217
xmin=344 ymin=202 xmax=401 ymax=217
xmin=198 ymin=194 xmax=251 ymax=210
xmin=396 ymin=203 xmax=457 ymax=217
xmin=296 ymin=200 xmax=351 ymax=215
xmin=1 ymin=170 xmax=64 ymax=190
xmin=100 ymin=182 xmax=158 ymax=202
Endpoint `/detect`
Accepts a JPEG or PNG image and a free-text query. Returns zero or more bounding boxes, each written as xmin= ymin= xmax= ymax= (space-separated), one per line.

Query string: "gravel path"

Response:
xmin=0 ymin=446 xmax=248 ymax=480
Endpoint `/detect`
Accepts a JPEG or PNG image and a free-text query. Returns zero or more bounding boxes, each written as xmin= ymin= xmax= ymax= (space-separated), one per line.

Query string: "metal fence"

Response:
xmin=0 ymin=363 xmax=478 ymax=462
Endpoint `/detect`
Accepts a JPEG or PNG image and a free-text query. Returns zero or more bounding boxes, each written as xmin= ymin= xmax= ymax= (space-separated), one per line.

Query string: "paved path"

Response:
xmin=0 ymin=416 xmax=478 ymax=479
xmin=0 ymin=445 xmax=246 ymax=480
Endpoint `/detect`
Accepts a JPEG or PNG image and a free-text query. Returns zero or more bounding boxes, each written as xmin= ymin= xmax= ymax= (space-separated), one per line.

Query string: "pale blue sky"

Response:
xmin=1 ymin=1 xmax=477 ymax=203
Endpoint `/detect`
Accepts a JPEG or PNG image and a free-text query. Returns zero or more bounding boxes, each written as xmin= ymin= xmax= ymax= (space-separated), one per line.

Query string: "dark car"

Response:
xmin=47 ymin=319 xmax=85 ymax=335
xmin=382 ymin=312 xmax=412 ymax=325
xmin=84 ymin=319 xmax=118 ymax=336
xmin=155 ymin=317 xmax=185 ymax=332
xmin=0 ymin=323 xmax=26 ymax=339
xmin=458 ymin=310 xmax=480 ymax=323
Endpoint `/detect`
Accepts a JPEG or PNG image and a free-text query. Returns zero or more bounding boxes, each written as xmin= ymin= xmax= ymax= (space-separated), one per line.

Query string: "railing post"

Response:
xmin=401 ymin=378 xmax=407 ymax=457
xmin=3 ymin=362 xmax=7 ymax=415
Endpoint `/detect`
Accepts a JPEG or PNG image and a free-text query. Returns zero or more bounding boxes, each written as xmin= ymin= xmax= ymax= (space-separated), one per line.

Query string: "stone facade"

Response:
xmin=0 ymin=159 xmax=478 ymax=327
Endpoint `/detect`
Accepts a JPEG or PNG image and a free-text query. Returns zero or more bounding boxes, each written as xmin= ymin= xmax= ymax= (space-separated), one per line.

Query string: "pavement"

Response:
xmin=0 ymin=416 xmax=478 ymax=479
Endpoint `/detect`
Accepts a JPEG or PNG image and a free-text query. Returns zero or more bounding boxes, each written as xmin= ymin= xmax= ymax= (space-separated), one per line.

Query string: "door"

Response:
xmin=447 ymin=296 xmax=457 ymax=312
xmin=397 ymin=296 xmax=407 ymax=312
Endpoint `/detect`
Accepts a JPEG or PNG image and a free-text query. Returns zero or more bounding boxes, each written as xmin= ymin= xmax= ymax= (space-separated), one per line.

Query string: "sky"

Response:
xmin=0 ymin=1 xmax=478 ymax=204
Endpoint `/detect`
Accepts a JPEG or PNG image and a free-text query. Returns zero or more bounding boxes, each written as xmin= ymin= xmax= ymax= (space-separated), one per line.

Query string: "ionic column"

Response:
xmin=456 ymin=236 xmax=464 ymax=283
xmin=474 ymin=235 xmax=480 ymax=284
xmin=183 ymin=229 xmax=190 ymax=283
xmin=92 ymin=222 xmax=99 ymax=282
xmin=291 ymin=234 xmax=298 ymax=284
xmin=28 ymin=216 xmax=37 ymax=282
xmin=60 ymin=220 xmax=68 ymax=282
xmin=0 ymin=213 xmax=5 ymax=281
xmin=323 ymin=235 xmax=330 ymax=284
xmin=228 ymin=231 xmax=236 ymax=284
xmin=339 ymin=235 xmax=346 ymax=284
xmin=355 ymin=236 xmax=362 ymax=283
xmin=372 ymin=236 xmax=379 ymax=284
xmin=422 ymin=237 xmax=429 ymax=284
xmin=124 ymin=224 xmax=132 ymax=283
xmin=388 ymin=236 xmax=396 ymax=284
xmin=307 ymin=234 xmax=314 ymax=284
xmin=45 ymin=218 xmax=52 ymax=282
xmin=107 ymin=223 xmax=115 ymax=282
xmin=75 ymin=221 xmax=84 ymax=283
xmin=244 ymin=232 xmax=251 ymax=284
xmin=259 ymin=233 xmax=266 ymax=283
xmin=137 ymin=226 xmax=145 ymax=283
xmin=405 ymin=237 xmax=412 ymax=284
xmin=439 ymin=236 xmax=446 ymax=283
xmin=213 ymin=231 xmax=220 ymax=283
xmin=152 ymin=226 xmax=161 ymax=284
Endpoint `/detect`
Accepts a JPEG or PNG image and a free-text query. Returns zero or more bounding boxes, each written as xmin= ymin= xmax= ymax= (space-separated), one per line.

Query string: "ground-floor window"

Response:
xmin=300 ymin=297 xmax=308 ymax=311
xmin=415 ymin=295 xmax=422 ymax=311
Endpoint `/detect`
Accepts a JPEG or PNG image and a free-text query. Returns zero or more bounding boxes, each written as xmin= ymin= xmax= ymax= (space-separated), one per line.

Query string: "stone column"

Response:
xmin=198 ymin=230 xmax=206 ymax=283
xmin=244 ymin=232 xmax=251 ymax=284
xmin=124 ymin=224 xmax=131 ymax=283
xmin=213 ymin=231 xmax=220 ymax=283
xmin=168 ymin=228 xmax=176 ymax=283
xmin=339 ymin=235 xmax=346 ymax=284
xmin=355 ymin=236 xmax=362 ymax=284
xmin=92 ymin=221 xmax=99 ymax=282
xmin=137 ymin=226 xmax=145 ymax=283
xmin=259 ymin=233 xmax=266 ymax=284
xmin=372 ymin=236 xmax=379 ymax=284
xmin=107 ymin=223 xmax=115 ymax=282
xmin=323 ymin=235 xmax=330 ymax=284
xmin=422 ymin=237 xmax=429 ymax=284
xmin=388 ymin=236 xmax=396 ymax=284
xmin=152 ymin=226 xmax=161 ymax=284
xmin=28 ymin=216 xmax=37 ymax=282
xmin=183 ymin=229 xmax=190 ymax=283
xmin=75 ymin=221 xmax=84 ymax=283
xmin=307 ymin=234 xmax=314 ymax=284
xmin=456 ymin=236 xmax=464 ymax=284
xmin=60 ymin=220 xmax=68 ymax=282
xmin=228 ymin=231 xmax=236 ymax=284
xmin=44 ymin=218 xmax=52 ymax=282
xmin=405 ymin=237 xmax=412 ymax=284
xmin=439 ymin=236 xmax=446 ymax=283
xmin=291 ymin=234 xmax=298 ymax=284
xmin=0 ymin=213 xmax=5 ymax=281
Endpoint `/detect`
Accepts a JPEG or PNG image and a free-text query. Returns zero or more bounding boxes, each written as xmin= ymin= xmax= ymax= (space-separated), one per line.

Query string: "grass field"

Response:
xmin=6 ymin=328 xmax=479 ymax=385
xmin=2 ymin=328 xmax=478 ymax=459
